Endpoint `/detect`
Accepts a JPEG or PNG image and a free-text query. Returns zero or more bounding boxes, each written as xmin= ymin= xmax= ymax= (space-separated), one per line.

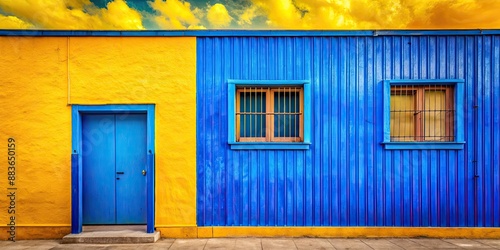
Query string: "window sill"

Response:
xmin=381 ymin=141 xmax=465 ymax=150
xmin=229 ymin=142 xmax=311 ymax=150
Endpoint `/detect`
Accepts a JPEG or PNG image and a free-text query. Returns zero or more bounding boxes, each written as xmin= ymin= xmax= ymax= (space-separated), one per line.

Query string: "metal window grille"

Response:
xmin=390 ymin=84 xmax=455 ymax=142
xmin=236 ymin=86 xmax=303 ymax=142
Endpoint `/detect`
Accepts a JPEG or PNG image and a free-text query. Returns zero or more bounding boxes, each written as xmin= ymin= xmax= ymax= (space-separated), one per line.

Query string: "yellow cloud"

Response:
xmin=407 ymin=0 xmax=500 ymax=29
xmin=252 ymin=0 xmax=302 ymax=29
xmin=250 ymin=0 xmax=500 ymax=29
xmin=0 ymin=0 xmax=144 ymax=29
xmin=1 ymin=0 xmax=499 ymax=30
xmin=0 ymin=14 xmax=33 ymax=29
xmin=207 ymin=3 xmax=232 ymax=28
xmin=102 ymin=0 xmax=144 ymax=29
xmin=149 ymin=0 xmax=203 ymax=29
xmin=187 ymin=25 xmax=207 ymax=30
xmin=237 ymin=6 xmax=258 ymax=26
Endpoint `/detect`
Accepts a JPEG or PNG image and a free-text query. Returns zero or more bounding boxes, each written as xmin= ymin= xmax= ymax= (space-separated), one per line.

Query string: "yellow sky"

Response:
xmin=0 ymin=0 xmax=500 ymax=30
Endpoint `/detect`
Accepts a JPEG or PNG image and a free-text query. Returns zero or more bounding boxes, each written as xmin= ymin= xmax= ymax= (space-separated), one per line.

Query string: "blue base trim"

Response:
xmin=382 ymin=141 xmax=465 ymax=150
xmin=146 ymin=153 xmax=155 ymax=233
xmin=229 ymin=142 xmax=311 ymax=150
xmin=71 ymin=153 xmax=81 ymax=234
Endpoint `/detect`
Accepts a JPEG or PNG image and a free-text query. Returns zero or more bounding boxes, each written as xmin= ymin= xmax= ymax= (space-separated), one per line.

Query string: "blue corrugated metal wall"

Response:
xmin=196 ymin=35 xmax=500 ymax=227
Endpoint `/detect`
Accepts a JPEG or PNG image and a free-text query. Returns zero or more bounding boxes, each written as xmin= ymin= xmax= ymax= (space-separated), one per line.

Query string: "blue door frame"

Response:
xmin=71 ymin=104 xmax=155 ymax=233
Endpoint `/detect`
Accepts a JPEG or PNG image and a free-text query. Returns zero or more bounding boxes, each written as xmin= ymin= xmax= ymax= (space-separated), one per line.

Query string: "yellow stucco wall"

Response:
xmin=0 ymin=37 xmax=72 ymax=240
xmin=0 ymin=36 xmax=197 ymax=239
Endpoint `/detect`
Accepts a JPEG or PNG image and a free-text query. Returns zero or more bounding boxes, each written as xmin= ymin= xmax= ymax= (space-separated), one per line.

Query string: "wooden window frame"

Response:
xmin=236 ymin=87 xmax=268 ymax=142
xmin=390 ymin=85 xmax=454 ymax=142
xmin=236 ymin=87 xmax=304 ymax=143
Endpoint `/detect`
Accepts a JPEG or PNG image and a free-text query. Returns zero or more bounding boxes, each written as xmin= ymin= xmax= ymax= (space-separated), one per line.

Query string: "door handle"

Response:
xmin=142 ymin=170 xmax=147 ymax=176
xmin=116 ymin=171 xmax=124 ymax=180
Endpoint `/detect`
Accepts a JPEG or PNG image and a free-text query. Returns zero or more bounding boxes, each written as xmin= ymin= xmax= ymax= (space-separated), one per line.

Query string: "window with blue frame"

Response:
xmin=228 ymin=80 xmax=311 ymax=150
xmin=382 ymin=79 xmax=465 ymax=150
xmin=237 ymin=87 xmax=303 ymax=142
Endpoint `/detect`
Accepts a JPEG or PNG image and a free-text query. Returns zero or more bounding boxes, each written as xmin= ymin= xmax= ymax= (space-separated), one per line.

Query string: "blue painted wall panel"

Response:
xmin=197 ymin=35 xmax=500 ymax=227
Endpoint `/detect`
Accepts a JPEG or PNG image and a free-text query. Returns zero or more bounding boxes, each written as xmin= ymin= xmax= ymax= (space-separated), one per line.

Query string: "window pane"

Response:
xmin=239 ymin=91 xmax=266 ymax=138
xmin=424 ymin=90 xmax=446 ymax=141
xmin=274 ymin=90 xmax=300 ymax=137
xmin=390 ymin=93 xmax=415 ymax=141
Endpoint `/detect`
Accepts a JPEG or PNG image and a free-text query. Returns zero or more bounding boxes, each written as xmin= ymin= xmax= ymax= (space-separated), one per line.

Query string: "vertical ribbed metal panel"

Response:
xmin=196 ymin=35 xmax=500 ymax=227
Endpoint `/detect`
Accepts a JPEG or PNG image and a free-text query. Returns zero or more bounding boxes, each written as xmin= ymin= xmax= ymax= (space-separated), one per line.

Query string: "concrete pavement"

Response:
xmin=1 ymin=238 xmax=500 ymax=249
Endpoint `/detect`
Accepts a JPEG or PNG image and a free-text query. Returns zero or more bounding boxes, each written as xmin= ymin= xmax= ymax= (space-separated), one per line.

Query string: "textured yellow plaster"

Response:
xmin=0 ymin=226 xmax=71 ymax=240
xmin=157 ymin=226 xmax=198 ymax=238
xmin=68 ymin=37 xmax=197 ymax=227
xmin=197 ymin=227 xmax=213 ymax=238
xmin=0 ymin=37 xmax=72 ymax=240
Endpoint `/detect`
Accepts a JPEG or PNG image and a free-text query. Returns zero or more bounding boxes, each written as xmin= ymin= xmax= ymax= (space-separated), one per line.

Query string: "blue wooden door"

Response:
xmin=115 ymin=114 xmax=147 ymax=224
xmin=82 ymin=114 xmax=147 ymax=224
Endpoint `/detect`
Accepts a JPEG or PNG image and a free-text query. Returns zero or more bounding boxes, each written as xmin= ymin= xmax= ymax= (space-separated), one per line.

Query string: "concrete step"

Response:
xmin=62 ymin=227 xmax=160 ymax=244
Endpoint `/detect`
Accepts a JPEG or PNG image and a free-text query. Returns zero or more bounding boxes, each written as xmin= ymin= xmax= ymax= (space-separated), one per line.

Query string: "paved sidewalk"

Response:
xmin=1 ymin=238 xmax=500 ymax=249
